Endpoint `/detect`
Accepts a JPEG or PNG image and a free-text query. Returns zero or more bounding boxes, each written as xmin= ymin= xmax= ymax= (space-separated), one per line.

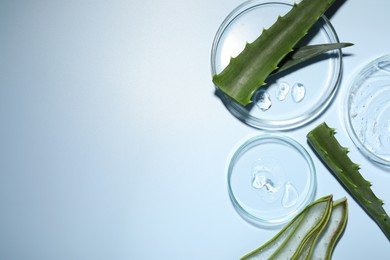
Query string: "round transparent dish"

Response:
xmin=211 ymin=0 xmax=342 ymax=130
xmin=227 ymin=133 xmax=316 ymax=227
xmin=345 ymin=54 xmax=390 ymax=167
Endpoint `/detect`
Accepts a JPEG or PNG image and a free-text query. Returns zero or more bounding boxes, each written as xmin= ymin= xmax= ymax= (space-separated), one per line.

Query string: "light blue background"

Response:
xmin=1 ymin=0 xmax=389 ymax=259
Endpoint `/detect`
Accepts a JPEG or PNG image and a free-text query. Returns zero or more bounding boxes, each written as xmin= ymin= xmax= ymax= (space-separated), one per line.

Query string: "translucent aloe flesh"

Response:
xmin=213 ymin=0 xmax=339 ymax=105
xmin=241 ymin=195 xmax=347 ymax=259
xmin=307 ymin=122 xmax=390 ymax=240
xmin=311 ymin=198 xmax=348 ymax=259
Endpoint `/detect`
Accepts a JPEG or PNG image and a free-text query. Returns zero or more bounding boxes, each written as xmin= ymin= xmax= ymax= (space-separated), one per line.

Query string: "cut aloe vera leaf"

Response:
xmin=294 ymin=210 xmax=330 ymax=260
xmin=241 ymin=214 xmax=304 ymax=260
xmin=296 ymin=198 xmax=348 ymax=259
xmin=241 ymin=195 xmax=333 ymax=260
xmin=272 ymin=196 xmax=333 ymax=259
xmin=311 ymin=198 xmax=348 ymax=259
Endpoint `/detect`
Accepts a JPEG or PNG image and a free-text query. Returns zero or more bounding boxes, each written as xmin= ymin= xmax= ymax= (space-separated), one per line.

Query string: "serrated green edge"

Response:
xmin=307 ymin=122 xmax=390 ymax=241
xmin=213 ymin=0 xmax=338 ymax=105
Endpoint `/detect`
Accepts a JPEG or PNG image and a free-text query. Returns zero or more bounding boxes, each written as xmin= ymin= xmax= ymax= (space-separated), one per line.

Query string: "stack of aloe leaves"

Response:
xmin=212 ymin=0 xmax=390 ymax=257
xmin=241 ymin=195 xmax=348 ymax=259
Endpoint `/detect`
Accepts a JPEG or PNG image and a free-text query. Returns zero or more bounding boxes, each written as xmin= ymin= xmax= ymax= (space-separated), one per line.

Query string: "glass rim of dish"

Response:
xmin=226 ymin=132 xmax=317 ymax=228
xmin=211 ymin=0 xmax=343 ymax=130
xmin=344 ymin=54 xmax=390 ymax=167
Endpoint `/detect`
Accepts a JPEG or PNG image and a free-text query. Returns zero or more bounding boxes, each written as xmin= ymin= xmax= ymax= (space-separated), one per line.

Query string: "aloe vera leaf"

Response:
xmin=274 ymin=43 xmax=353 ymax=75
xmin=241 ymin=195 xmax=333 ymax=260
xmin=212 ymin=0 xmax=338 ymax=105
xmin=307 ymin=122 xmax=390 ymax=240
xmin=293 ymin=200 xmax=334 ymax=260
xmin=297 ymin=198 xmax=348 ymax=260
xmin=310 ymin=198 xmax=348 ymax=260
xmin=241 ymin=213 xmax=305 ymax=260
xmin=273 ymin=196 xmax=333 ymax=259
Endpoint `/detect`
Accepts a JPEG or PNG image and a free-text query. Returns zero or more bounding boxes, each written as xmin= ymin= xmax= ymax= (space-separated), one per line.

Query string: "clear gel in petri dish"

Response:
xmin=345 ymin=54 xmax=390 ymax=167
xmin=227 ymin=133 xmax=316 ymax=228
xmin=211 ymin=0 xmax=342 ymax=130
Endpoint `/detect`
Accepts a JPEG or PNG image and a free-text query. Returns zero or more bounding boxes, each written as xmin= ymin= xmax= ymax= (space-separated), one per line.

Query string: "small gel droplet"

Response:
xmin=282 ymin=182 xmax=299 ymax=208
xmin=252 ymin=173 xmax=279 ymax=193
xmin=252 ymin=174 xmax=265 ymax=189
xmin=292 ymin=83 xmax=306 ymax=103
xmin=255 ymin=89 xmax=272 ymax=111
xmin=276 ymin=82 xmax=290 ymax=101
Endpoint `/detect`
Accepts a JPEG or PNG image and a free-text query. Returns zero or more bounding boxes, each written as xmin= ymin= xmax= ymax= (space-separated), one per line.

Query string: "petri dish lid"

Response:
xmin=211 ymin=0 xmax=342 ymax=130
xmin=227 ymin=133 xmax=316 ymax=227
xmin=345 ymin=54 xmax=390 ymax=167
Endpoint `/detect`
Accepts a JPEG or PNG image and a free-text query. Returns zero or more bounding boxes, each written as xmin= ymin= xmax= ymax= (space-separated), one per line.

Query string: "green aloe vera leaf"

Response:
xmin=241 ymin=195 xmax=333 ymax=260
xmin=274 ymin=43 xmax=353 ymax=75
xmin=212 ymin=0 xmax=338 ymax=106
xmin=307 ymin=122 xmax=390 ymax=240
xmin=310 ymin=198 xmax=348 ymax=260
xmin=297 ymin=198 xmax=348 ymax=260
xmin=293 ymin=201 xmax=333 ymax=260
xmin=273 ymin=196 xmax=333 ymax=259
xmin=241 ymin=212 xmax=305 ymax=260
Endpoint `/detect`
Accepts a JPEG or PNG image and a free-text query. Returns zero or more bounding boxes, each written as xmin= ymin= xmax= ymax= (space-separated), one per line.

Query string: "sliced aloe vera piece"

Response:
xmin=272 ymin=196 xmax=333 ymax=259
xmin=294 ymin=209 xmax=331 ymax=260
xmin=241 ymin=195 xmax=333 ymax=260
xmin=311 ymin=198 xmax=348 ymax=259
xmin=296 ymin=198 xmax=348 ymax=260
xmin=241 ymin=214 xmax=305 ymax=259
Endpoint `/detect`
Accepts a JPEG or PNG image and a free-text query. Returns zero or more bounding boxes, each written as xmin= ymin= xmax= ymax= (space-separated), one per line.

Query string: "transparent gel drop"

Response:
xmin=282 ymin=182 xmax=299 ymax=208
xmin=292 ymin=83 xmax=306 ymax=103
xmin=251 ymin=159 xmax=284 ymax=203
xmin=255 ymin=89 xmax=272 ymax=111
xmin=252 ymin=174 xmax=265 ymax=189
xmin=252 ymin=173 xmax=279 ymax=193
xmin=276 ymin=81 xmax=290 ymax=101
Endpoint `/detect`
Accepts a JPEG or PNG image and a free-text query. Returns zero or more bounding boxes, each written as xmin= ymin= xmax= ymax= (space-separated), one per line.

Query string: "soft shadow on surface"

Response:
xmin=324 ymin=0 xmax=348 ymax=20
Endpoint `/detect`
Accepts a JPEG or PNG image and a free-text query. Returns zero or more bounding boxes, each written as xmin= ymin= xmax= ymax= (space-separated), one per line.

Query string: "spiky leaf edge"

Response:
xmin=213 ymin=0 xmax=339 ymax=105
xmin=307 ymin=122 xmax=390 ymax=241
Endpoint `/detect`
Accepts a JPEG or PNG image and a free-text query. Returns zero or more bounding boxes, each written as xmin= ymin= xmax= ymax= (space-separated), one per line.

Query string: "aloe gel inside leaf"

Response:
xmin=271 ymin=196 xmax=332 ymax=259
xmin=311 ymin=198 xmax=348 ymax=259
xmin=242 ymin=196 xmax=333 ymax=260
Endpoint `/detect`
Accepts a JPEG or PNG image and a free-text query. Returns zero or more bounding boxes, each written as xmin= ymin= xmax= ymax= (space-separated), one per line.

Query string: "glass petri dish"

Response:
xmin=345 ymin=54 xmax=390 ymax=167
xmin=227 ymin=133 xmax=316 ymax=227
xmin=211 ymin=0 xmax=342 ymax=130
